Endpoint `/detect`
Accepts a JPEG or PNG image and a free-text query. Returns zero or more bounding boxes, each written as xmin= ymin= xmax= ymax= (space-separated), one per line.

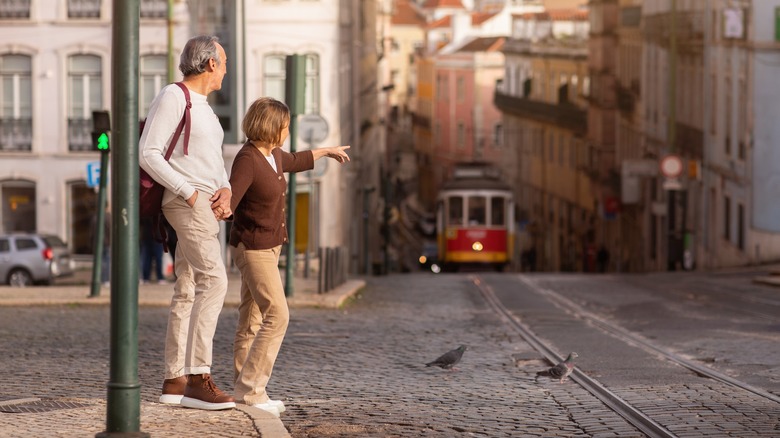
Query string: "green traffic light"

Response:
xmin=97 ymin=132 xmax=109 ymax=151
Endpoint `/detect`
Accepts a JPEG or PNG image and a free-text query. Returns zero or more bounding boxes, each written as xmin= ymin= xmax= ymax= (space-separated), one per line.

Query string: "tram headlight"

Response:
xmin=472 ymin=241 xmax=484 ymax=251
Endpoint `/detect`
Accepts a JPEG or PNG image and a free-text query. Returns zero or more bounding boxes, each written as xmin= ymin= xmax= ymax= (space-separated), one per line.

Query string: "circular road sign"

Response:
xmin=660 ymin=155 xmax=683 ymax=178
xmin=299 ymin=113 xmax=329 ymax=146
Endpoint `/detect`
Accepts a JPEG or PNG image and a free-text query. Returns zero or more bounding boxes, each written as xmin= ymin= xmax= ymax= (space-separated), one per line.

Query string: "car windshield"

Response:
xmin=42 ymin=235 xmax=67 ymax=248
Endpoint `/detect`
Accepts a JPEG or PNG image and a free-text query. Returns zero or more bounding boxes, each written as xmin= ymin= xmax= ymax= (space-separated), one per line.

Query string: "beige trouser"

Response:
xmin=232 ymin=243 xmax=290 ymax=405
xmin=161 ymin=194 xmax=228 ymax=378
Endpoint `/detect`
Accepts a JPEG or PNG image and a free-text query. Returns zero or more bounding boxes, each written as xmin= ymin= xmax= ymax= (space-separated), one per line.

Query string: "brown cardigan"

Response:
xmin=229 ymin=141 xmax=314 ymax=250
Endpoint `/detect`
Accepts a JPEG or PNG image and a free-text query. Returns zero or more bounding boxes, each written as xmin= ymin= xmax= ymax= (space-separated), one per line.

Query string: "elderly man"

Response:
xmin=139 ymin=35 xmax=234 ymax=411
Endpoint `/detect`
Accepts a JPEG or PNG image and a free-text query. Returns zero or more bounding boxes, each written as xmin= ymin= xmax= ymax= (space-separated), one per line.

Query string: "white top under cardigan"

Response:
xmin=139 ymin=83 xmax=231 ymax=206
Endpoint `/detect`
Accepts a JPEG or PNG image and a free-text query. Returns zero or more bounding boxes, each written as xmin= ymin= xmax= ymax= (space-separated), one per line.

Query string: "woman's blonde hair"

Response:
xmin=242 ymin=97 xmax=290 ymax=146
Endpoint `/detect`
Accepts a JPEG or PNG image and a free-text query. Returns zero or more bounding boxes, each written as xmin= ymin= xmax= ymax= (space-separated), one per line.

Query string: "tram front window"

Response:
xmin=448 ymin=196 xmax=463 ymax=226
xmin=491 ymin=197 xmax=505 ymax=226
xmin=468 ymin=196 xmax=486 ymax=226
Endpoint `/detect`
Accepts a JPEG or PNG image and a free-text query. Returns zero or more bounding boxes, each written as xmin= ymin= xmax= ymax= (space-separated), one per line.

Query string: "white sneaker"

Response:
xmin=159 ymin=394 xmax=183 ymax=405
xmin=251 ymin=401 xmax=281 ymax=417
xmin=267 ymin=399 xmax=286 ymax=413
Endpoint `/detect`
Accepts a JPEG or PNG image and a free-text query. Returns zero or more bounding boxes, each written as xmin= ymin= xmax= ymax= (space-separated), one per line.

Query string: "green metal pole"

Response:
xmin=167 ymin=0 xmax=174 ymax=83
xmin=284 ymin=54 xmax=305 ymax=297
xmin=98 ymin=0 xmax=145 ymax=436
xmin=89 ymin=149 xmax=109 ymax=298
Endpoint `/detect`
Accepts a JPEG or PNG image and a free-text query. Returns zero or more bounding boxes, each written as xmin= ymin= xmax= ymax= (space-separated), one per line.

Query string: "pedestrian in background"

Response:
xmin=140 ymin=216 xmax=165 ymax=284
xmin=228 ymin=97 xmax=350 ymax=416
xmin=93 ymin=203 xmax=111 ymax=287
xmin=139 ymin=35 xmax=235 ymax=411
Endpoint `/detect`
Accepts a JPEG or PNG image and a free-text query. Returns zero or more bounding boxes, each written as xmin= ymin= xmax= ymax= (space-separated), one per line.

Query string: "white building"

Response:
xmin=0 ymin=0 xmax=188 ymax=256
xmin=0 ymin=0 xmax=377 ymax=275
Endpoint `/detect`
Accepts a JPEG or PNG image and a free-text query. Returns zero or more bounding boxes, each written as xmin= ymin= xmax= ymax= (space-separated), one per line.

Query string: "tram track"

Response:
xmin=514 ymin=275 xmax=780 ymax=405
xmin=472 ymin=274 xmax=780 ymax=438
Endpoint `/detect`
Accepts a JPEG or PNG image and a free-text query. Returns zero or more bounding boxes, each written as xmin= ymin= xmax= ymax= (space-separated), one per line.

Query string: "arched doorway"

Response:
xmin=68 ymin=181 xmax=98 ymax=255
xmin=1 ymin=179 xmax=36 ymax=233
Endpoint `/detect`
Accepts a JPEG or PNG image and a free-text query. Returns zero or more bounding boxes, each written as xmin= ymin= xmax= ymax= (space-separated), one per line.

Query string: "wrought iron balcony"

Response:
xmin=68 ymin=0 xmax=100 ymax=19
xmin=0 ymin=118 xmax=32 ymax=152
xmin=140 ymin=0 xmax=167 ymax=19
xmin=494 ymin=91 xmax=586 ymax=134
xmin=0 ymin=0 xmax=30 ymax=19
xmin=68 ymin=118 xmax=93 ymax=151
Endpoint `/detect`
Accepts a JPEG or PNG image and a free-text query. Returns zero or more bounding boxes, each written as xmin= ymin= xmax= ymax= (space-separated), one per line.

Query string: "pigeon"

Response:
xmin=426 ymin=345 xmax=468 ymax=370
xmin=536 ymin=352 xmax=578 ymax=383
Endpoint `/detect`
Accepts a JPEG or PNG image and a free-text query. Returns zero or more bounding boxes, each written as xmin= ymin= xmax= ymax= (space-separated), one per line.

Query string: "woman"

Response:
xmin=229 ymin=97 xmax=350 ymax=416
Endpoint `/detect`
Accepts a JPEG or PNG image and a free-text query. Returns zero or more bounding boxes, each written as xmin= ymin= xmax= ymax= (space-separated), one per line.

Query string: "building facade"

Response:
xmin=0 ymin=0 xmax=378 ymax=277
xmin=0 ymin=0 xmax=188 ymax=256
xmin=496 ymin=9 xmax=591 ymax=271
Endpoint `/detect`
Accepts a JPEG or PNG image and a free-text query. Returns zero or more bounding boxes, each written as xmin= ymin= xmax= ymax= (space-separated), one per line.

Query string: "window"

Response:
xmin=68 ymin=54 xmax=102 ymax=151
xmin=15 ymin=237 xmax=36 ymax=250
xmin=456 ymin=76 xmax=464 ymax=102
xmin=140 ymin=55 xmax=167 ymax=117
xmin=264 ymin=54 xmax=286 ymax=102
xmin=68 ymin=0 xmax=101 ymax=18
xmin=448 ymin=196 xmax=463 ymax=226
xmin=304 ymin=54 xmax=320 ymax=113
xmin=468 ymin=196 xmax=486 ymax=226
xmin=0 ymin=54 xmax=32 ymax=152
xmin=457 ymin=123 xmax=465 ymax=148
xmin=725 ymin=76 xmax=732 ymax=157
xmin=140 ymin=0 xmax=167 ymax=19
xmin=491 ymin=197 xmax=505 ymax=226
xmin=0 ymin=0 xmax=30 ymax=18
xmin=263 ymin=53 xmax=320 ymax=114
xmin=724 ymin=196 xmax=731 ymax=241
xmin=0 ymin=238 xmax=8 ymax=252
xmin=558 ymin=134 xmax=564 ymax=166
xmin=737 ymin=203 xmax=744 ymax=250
xmin=548 ymin=132 xmax=554 ymax=162
xmin=493 ymin=123 xmax=503 ymax=147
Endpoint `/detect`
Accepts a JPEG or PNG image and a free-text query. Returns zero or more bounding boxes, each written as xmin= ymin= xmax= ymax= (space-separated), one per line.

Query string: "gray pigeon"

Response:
xmin=426 ymin=345 xmax=468 ymax=370
xmin=536 ymin=352 xmax=578 ymax=383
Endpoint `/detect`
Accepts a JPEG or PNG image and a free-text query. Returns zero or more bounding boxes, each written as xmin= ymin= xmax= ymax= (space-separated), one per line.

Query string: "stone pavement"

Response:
xmin=0 ymin=269 xmax=364 ymax=438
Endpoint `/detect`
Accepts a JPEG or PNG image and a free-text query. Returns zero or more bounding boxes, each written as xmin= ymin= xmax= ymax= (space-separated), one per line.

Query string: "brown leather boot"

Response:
xmin=180 ymin=374 xmax=236 ymax=410
xmin=159 ymin=376 xmax=187 ymax=404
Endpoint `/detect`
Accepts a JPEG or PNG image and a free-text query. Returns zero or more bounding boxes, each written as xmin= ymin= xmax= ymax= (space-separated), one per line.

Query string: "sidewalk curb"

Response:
xmin=0 ymin=277 xmax=366 ymax=309
xmin=235 ymin=404 xmax=291 ymax=438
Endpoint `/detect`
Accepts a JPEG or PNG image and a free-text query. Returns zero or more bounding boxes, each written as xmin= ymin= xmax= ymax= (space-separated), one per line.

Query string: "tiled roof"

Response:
xmin=427 ymin=15 xmax=452 ymax=29
xmin=471 ymin=11 xmax=498 ymax=26
xmin=514 ymin=8 xmax=588 ymax=21
xmin=457 ymin=36 xmax=505 ymax=53
xmin=422 ymin=0 xmax=464 ymax=9
xmin=392 ymin=0 xmax=426 ymax=26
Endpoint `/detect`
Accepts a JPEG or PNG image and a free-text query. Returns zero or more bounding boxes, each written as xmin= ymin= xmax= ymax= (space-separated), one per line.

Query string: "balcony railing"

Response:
xmin=0 ymin=0 xmax=30 ymax=19
xmin=0 ymin=118 xmax=32 ymax=152
xmin=68 ymin=118 xmax=93 ymax=151
xmin=140 ymin=0 xmax=166 ymax=19
xmin=68 ymin=0 xmax=100 ymax=19
xmin=494 ymin=91 xmax=586 ymax=134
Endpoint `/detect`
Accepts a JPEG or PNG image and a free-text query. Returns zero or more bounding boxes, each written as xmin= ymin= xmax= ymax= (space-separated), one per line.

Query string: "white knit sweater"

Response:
xmin=139 ymin=83 xmax=230 ymax=206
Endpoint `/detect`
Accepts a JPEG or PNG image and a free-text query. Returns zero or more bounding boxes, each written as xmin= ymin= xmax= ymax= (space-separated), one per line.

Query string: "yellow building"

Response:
xmin=496 ymin=9 xmax=595 ymax=271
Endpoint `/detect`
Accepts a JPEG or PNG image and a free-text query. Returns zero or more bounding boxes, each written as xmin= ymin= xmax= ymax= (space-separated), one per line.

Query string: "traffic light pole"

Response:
xmin=89 ymin=148 xmax=109 ymax=298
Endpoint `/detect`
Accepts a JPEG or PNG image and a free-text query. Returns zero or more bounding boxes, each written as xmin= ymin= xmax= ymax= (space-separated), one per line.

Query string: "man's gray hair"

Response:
xmin=179 ymin=35 xmax=221 ymax=77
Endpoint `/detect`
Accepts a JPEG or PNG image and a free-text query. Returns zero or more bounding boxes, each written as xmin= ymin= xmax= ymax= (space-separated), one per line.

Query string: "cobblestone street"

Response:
xmin=1 ymin=271 xmax=778 ymax=437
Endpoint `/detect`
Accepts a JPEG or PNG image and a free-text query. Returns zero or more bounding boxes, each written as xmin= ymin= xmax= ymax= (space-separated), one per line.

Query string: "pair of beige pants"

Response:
xmin=232 ymin=243 xmax=290 ymax=405
xmin=161 ymin=194 xmax=228 ymax=378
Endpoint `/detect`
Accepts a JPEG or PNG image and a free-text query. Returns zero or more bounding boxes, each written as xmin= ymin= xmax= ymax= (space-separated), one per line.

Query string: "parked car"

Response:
xmin=0 ymin=233 xmax=75 ymax=286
